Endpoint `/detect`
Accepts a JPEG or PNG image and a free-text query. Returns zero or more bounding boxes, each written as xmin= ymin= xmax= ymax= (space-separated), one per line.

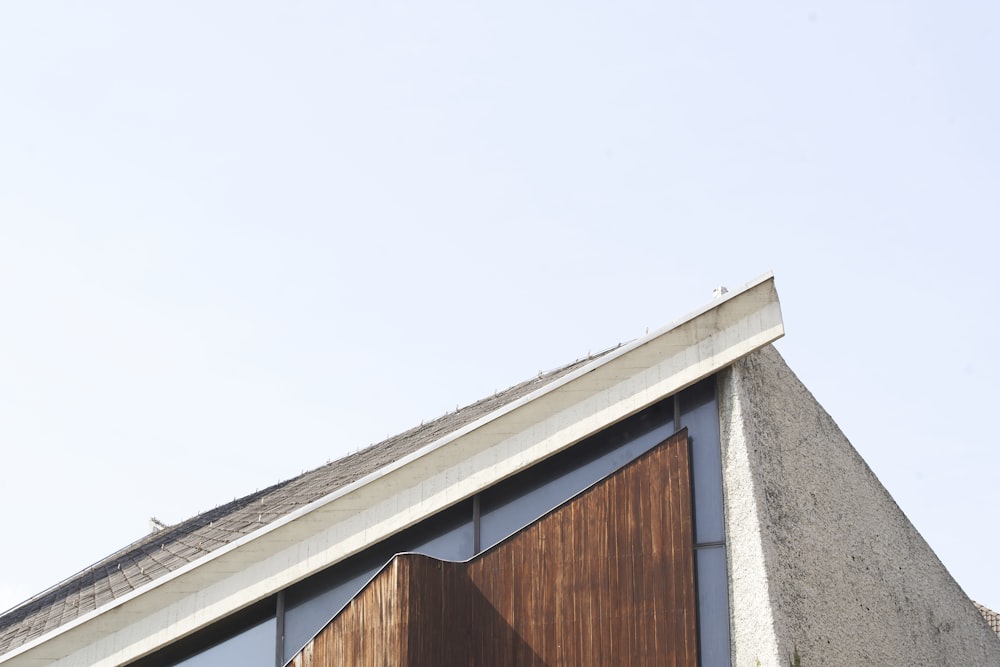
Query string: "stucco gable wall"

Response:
xmin=719 ymin=345 xmax=1000 ymax=665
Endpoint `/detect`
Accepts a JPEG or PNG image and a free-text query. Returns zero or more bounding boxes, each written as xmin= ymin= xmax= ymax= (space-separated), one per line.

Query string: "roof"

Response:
xmin=976 ymin=602 xmax=1000 ymax=639
xmin=0 ymin=352 xmax=605 ymax=656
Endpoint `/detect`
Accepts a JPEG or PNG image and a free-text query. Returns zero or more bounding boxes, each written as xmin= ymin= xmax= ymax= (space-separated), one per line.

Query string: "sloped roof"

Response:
xmin=0 ymin=351 xmax=608 ymax=656
xmin=976 ymin=602 xmax=1000 ymax=639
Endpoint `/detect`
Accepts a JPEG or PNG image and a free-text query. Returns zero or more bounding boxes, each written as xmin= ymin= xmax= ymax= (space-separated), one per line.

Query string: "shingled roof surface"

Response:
xmin=0 ymin=352 xmax=609 ymax=656
xmin=976 ymin=602 xmax=1000 ymax=639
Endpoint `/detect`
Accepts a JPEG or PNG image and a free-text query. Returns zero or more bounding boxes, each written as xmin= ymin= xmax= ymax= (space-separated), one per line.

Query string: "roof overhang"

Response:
xmin=2 ymin=273 xmax=784 ymax=667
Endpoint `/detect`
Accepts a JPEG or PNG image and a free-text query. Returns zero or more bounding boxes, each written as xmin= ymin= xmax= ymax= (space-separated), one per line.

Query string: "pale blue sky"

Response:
xmin=1 ymin=1 xmax=998 ymax=615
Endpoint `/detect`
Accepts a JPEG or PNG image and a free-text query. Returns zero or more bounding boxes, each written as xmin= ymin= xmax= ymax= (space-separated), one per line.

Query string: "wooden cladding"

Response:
xmin=290 ymin=428 xmax=697 ymax=667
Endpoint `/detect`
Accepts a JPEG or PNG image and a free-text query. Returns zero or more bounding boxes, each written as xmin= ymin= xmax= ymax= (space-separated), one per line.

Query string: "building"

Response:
xmin=1 ymin=274 xmax=998 ymax=666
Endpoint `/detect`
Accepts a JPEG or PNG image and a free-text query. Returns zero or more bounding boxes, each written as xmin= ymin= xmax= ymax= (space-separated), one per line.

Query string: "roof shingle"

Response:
xmin=976 ymin=602 xmax=1000 ymax=639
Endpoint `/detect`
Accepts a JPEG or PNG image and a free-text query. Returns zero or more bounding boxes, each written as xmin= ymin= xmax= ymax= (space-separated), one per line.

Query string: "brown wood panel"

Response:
xmin=290 ymin=558 xmax=408 ymax=667
xmin=290 ymin=428 xmax=697 ymax=667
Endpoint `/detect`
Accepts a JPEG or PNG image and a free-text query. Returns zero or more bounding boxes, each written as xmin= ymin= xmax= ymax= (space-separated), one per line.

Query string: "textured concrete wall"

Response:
xmin=719 ymin=346 xmax=1000 ymax=666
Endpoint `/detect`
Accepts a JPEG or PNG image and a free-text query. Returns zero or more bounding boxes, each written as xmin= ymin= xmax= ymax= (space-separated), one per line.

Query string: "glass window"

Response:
xmin=681 ymin=379 xmax=726 ymax=544
xmin=696 ymin=546 xmax=731 ymax=667
xmin=404 ymin=499 xmax=474 ymax=560
xmin=480 ymin=399 xmax=674 ymax=551
xmin=682 ymin=377 xmax=732 ymax=667
xmin=283 ymin=554 xmax=381 ymax=663
xmin=173 ymin=616 xmax=275 ymax=667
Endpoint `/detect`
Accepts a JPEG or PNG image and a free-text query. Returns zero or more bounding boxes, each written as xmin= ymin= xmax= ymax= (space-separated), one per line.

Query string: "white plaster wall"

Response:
xmin=719 ymin=346 xmax=1000 ymax=666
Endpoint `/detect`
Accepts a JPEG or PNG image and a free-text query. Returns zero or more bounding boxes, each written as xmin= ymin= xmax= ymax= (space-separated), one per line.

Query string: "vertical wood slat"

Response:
xmin=290 ymin=428 xmax=697 ymax=667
